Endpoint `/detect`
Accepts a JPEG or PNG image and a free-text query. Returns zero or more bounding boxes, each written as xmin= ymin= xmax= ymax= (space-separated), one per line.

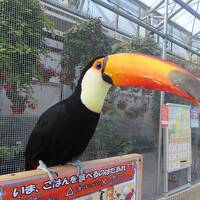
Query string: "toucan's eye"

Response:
xmin=96 ymin=62 xmax=102 ymax=70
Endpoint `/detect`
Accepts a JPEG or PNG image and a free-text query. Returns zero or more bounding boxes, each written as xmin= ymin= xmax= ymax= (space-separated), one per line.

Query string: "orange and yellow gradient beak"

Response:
xmin=102 ymin=53 xmax=200 ymax=105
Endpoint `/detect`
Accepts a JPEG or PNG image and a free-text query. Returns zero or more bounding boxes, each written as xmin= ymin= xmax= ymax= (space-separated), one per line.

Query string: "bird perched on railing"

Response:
xmin=25 ymin=53 xmax=200 ymax=181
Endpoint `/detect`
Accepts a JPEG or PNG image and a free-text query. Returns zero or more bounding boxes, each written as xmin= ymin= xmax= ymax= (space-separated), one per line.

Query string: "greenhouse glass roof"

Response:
xmin=141 ymin=0 xmax=200 ymax=35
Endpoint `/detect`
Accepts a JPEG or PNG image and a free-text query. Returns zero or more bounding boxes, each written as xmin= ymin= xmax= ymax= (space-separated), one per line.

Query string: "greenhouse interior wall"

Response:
xmin=1 ymin=0 xmax=200 ymax=199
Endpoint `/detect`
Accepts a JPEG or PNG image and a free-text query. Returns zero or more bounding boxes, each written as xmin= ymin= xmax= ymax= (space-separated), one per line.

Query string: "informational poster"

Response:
xmin=166 ymin=104 xmax=192 ymax=172
xmin=0 ymin=155 xmax=142 ymax=200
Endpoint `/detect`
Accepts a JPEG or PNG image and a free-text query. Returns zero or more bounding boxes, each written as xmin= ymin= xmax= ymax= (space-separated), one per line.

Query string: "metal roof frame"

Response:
xmin=173 ymin=0 xmax=200 ymax=20
xmin=148 ymin=0 xmax=200 ymax=39
xmin=156 ymin=0 xmax=194 ymax=29
xmin=148 ymin=0 xmax=200 ymax=43
xmin=92 ymin=0 xmax=200 ymax=57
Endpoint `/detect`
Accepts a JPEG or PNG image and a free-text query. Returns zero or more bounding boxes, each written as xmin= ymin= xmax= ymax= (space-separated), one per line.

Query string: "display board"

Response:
xmin=166 ymin=103 xmax=191 ymax=172
xmin=0 ymin=154 xmax=142 ymax=200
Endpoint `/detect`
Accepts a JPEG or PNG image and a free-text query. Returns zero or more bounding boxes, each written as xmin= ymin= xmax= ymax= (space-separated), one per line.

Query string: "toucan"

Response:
xmin=25 ymin=53 xmax=200 ymax=180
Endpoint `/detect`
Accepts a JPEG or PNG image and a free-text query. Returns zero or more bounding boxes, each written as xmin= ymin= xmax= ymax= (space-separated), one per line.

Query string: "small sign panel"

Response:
xmin=161 ymin=104 xmax=169 ymax=128
xmin=190 ymin=108 xmax=199 ymax=128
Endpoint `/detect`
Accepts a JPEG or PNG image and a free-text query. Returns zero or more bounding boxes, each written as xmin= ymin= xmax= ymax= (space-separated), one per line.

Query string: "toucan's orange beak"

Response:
xmin=102 ymin=53 xmax=200 ymax=105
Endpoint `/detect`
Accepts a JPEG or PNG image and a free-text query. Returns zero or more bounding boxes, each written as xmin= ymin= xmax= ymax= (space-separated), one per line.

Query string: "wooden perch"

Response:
xmin=0 ymin=154 xmax=143 ymax=200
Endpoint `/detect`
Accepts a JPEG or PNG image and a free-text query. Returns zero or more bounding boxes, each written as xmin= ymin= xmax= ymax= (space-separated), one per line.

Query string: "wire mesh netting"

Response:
xmin=0 ymin=1 xmax=159 ymax=199
xmin=0 ymin=0 xmax=63 ymax=175
xmin=0 ymin=115 xmax=37 ymax=174
xmin=1 ymin=0 xmax=200 ymax=200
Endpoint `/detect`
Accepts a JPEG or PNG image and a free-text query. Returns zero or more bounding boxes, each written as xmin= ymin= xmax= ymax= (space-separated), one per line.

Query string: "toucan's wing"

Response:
xmin=25 ymin=103 xmax=72 ymax=170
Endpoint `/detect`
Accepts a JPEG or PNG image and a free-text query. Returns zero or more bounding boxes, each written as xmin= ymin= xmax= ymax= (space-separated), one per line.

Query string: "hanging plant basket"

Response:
xmin=11 ymin=104 xmax=26 ymax=114
xmin=117 ymin=100 xmax=127 ymax=110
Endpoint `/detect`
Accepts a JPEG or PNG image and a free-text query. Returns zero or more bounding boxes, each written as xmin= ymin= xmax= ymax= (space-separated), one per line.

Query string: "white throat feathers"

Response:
xmin=81 ymin=68 xmax=111 ymax=113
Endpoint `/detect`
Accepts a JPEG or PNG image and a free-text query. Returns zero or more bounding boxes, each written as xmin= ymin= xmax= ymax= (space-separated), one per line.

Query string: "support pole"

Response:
xmin=157 ymin=0 xmax=168 ymax=194
xmin=114 ymin=0 xmax=120 ymax=37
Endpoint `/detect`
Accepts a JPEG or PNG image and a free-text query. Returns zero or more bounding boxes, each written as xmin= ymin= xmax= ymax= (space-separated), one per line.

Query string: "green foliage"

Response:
xmin=0 ymin=0 xmax=49 ymax=111
xmin=0 ymin=145 xmax=23 ymax=160
xmin=82 ymin=113 xmax=154 ymax=160
xmin=62 ymin=18 xmax=111 ymax=82
xmin=112 ymin=35 xmax=160 ymax=56
xmin=125 ymin=105 xmax=147 ymax=119
xmin=93 ymin=118 xmax=122 ymax=157
xmin=83 ymin=117 xmax=135 ymax=159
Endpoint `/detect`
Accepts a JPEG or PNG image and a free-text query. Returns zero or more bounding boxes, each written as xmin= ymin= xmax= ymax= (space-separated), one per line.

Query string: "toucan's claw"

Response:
xmin=68 ymin=160 xmax=90 ymax=182
xmin=37 ymin=160 xmax=58 ymax=182
xmin=76 ymin=160 xmax=90 ymax=182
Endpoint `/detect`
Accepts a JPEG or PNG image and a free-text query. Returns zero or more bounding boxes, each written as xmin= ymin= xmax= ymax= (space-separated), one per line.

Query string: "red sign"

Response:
xmin=161 ymin=104 xmax=169 ymax=128
xmin=1 ymin=161 xmax=136 ymax=200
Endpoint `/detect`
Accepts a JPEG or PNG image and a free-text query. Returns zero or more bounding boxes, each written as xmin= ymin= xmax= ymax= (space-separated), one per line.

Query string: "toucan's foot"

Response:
xmin=68 ymin=160 xmax=90 ymax=182
xmin=37 ymin=160 xmax=58 ymax=182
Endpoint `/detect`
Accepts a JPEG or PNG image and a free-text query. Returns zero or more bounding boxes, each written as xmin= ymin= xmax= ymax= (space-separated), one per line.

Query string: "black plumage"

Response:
xmin=25 ymin=57 xmax=102 ymax=170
